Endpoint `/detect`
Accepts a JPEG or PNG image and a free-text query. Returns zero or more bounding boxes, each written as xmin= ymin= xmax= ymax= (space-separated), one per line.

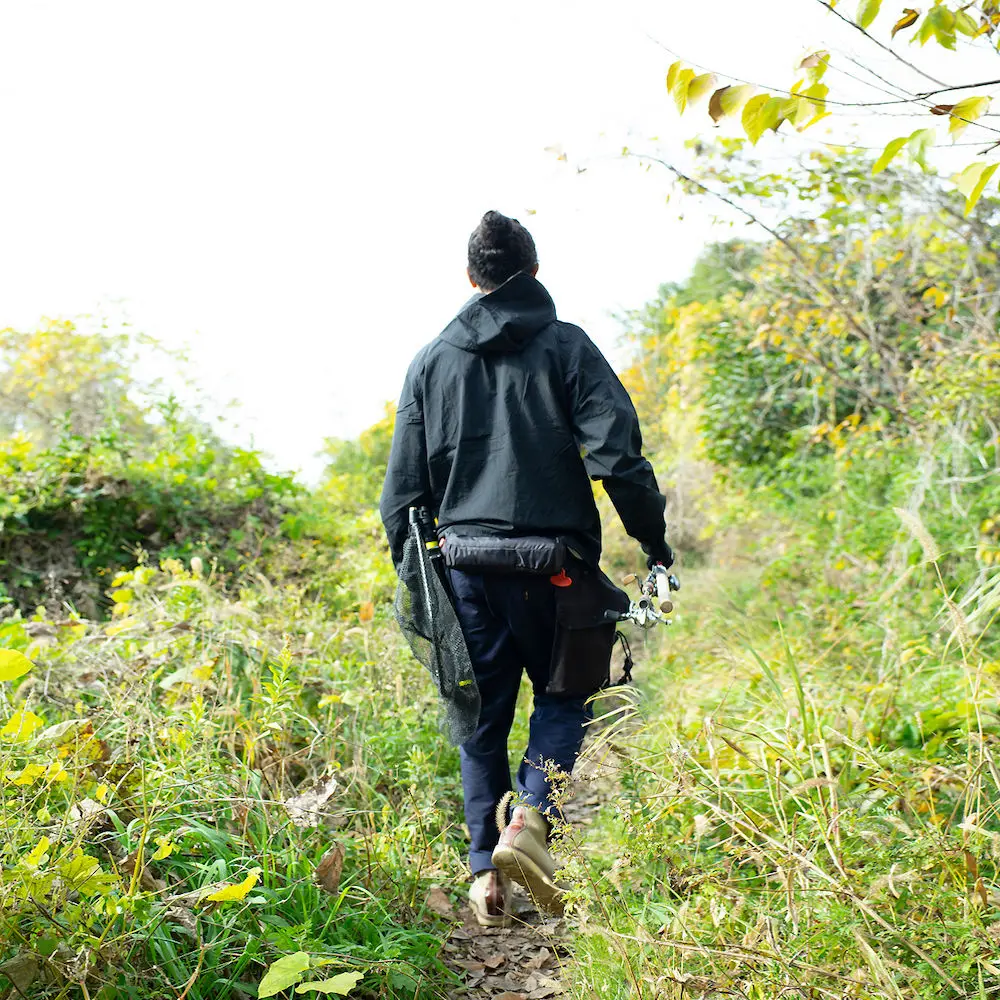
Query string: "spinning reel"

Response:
xmin=607 ymin=565 xmax=680 ymax=629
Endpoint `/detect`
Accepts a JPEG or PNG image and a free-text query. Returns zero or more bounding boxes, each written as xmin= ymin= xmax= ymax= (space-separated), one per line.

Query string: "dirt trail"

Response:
xmin=441 ymin=759 xmax=614 ymax=1000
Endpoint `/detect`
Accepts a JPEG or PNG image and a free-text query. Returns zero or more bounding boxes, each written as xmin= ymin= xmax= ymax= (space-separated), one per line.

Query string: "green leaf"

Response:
xmin=950 ymin=96 xmax=991 ymax=138
xmin=857 ymin=0 xmax=882 ymax=29
xmin=891 ymin=8 xmax=920 ymax=38
xmin=907 ymin=128 xmax=936 ymax=170
xmin=872 ymin=135 xmax=908 ymax=174
xmin=708 ymin=84 xmax=756 ymax=123
xmin=955 ymin=9 xmax=978 ymax=36
xmin=0 ymin=650 xmax=34 ymax=682
xmin=260 ymin=953 xmax=312 ymax=998
xmin=742 ymin=94 xmax=782 ymax=144
xmin=954 ymin=161 xmax=999 ymax=215
xmin=779 ymin=97 xmax=813 ymax=130
xmin=295 ymin=972 xmax=365 ymax=995
xmin=922 ymin=5 xmax=957 ymax=48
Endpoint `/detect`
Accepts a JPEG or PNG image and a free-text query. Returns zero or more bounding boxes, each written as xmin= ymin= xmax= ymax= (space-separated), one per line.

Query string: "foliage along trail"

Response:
xmin=2 ymin=138 xmax=1000 ymax=998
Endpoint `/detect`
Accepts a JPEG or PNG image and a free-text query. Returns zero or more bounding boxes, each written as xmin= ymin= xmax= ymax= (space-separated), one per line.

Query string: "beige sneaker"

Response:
xmin=490 ymin=802 xmax=566 ymax=916
xmin=468 ymin=869 xmax=512 ymax=928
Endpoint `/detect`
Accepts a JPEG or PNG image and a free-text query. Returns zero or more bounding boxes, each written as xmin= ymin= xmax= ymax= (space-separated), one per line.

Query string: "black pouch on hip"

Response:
xmin=441 ymin=534 xmax=566 ymax=575
xmin=546 ymin=561 xmax=629 ymax=698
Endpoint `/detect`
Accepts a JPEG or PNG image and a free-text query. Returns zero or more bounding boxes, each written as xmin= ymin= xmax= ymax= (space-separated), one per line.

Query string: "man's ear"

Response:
xmin=530 ymin=264 xmax=539 ymax=277
xmin=467 ymin=268 xmax=478 ymax=289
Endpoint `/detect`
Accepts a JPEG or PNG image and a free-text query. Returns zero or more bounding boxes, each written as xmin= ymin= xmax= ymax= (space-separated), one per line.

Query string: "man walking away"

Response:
xmin=380 ymin=211 xmax=673 ymax=925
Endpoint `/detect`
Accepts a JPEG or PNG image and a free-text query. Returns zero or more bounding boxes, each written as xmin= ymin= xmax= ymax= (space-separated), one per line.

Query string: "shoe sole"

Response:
xmin=470 ymin=906 xmax=513 ymax=928
xmin=491 ymin=845 xmax=565 ymax=916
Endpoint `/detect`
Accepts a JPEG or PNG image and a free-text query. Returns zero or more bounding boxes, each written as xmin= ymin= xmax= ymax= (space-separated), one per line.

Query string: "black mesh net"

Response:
xmin=394 ymin=517 xmax=480 ymax=745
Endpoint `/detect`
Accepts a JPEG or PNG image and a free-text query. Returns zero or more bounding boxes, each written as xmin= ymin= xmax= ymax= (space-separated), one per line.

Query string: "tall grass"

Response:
xmin=0 ymin=557 xmax=468 ymax=999
xmin=566 ymin=485 xmax=1000 ymax=999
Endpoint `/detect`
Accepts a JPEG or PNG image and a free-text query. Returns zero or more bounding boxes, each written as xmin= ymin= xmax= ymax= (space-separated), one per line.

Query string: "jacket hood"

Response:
xmin=439 ymin=272 xmax=557 ymax=353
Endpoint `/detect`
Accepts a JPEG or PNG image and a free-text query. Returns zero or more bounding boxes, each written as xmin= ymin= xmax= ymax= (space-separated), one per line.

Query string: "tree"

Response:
xmin=0 ymin=321 xmax=145 ymax=444
xmin=623 ymin=145 xmax=1000 ymax=469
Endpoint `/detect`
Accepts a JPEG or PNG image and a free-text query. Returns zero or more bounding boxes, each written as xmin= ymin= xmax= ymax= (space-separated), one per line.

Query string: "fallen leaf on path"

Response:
xmin=495 ymin=994 xmax=527 ymax=1000
xmin=529 ymin=977 xmax=564 ymax=998
xmin=483 ymin=953 xmax=506 ymax=971
xmin=314 ymin=843 xmax=345 ymax=895
xmin=425 ymin=886 xmax=456 ymax=918
xmin=525 ymin=948 xmax=553 ymax=971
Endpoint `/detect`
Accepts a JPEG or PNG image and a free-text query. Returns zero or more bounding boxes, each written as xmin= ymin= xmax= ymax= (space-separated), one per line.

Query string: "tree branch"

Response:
xmin=815 ymin=0 xmax=952 ymax=89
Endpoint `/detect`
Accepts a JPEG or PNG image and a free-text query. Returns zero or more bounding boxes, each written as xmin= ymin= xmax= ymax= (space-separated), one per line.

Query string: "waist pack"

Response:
xmin=441 ymin=534 xmax=566 ymax=575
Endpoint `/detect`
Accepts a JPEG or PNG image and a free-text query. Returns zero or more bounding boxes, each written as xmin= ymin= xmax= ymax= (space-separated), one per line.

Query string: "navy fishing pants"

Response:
xmin=447 ymin=568 xmax=592 ymax=875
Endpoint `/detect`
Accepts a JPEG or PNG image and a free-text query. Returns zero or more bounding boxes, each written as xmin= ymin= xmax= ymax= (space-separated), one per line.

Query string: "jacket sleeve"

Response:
xmin=564 ymin=331 xmax=671 ymax=564
xmin=379 ymin=360 xmax=432 ymax=568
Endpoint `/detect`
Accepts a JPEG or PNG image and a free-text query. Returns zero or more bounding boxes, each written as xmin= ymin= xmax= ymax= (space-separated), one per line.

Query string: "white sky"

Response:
xmin=2 ymin=1 xmax=995 ymax=479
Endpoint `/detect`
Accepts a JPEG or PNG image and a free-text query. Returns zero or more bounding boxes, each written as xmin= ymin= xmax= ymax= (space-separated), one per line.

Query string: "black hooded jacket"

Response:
xmin=379 ymin=273 xmax=669 ymax=568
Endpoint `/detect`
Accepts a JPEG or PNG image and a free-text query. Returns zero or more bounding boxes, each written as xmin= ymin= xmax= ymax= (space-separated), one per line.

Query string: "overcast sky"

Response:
xmin=1 ymin=1 xmax=990 ymax=478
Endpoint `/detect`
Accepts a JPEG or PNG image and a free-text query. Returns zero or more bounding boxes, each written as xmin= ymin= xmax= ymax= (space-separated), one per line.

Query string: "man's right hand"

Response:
xmin=646 ymin=540 xmax=675 ymax=570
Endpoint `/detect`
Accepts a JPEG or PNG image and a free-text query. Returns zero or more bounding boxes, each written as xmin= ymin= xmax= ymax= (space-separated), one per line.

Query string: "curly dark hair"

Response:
xmin=467 ymin=211 xmax=538 ymax=292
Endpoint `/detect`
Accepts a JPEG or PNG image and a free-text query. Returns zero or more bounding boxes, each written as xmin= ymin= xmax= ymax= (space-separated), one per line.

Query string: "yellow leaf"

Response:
xmin=295 ymin=972 xmax=366 ymax=995
xmin=0 ymin=649 xmax=34 ymax=682
xmin=872 ymin=135 xmax=908 ymax=175
xmin=922 ymin=287 xmax=947 ymax=309
xmin=46 ymin=761 xmax=69 ymax=783
xmin=193 ymin=660 xmax=216 ymax=681
xmin=686 ymin=73 xmax=717 ymax=105
xmin=670 ymin=67 xmax=696 ymax=114
xmin=10 ymin=763 xmax=45 ymax=786
xmin=954 ymin=160 xmax=999 ymax=214
xmin=0 ymin=709 xmax=44 ymax=742
xmin=105 ymin=617 xmax=140 ymax=637
xmin=950 ymin=96 xmax=991 ymax=138
xmin=857 ymin=0 xmax=882 ymax=29
xmin=205 ymin=867 xmax=262 ymax=902
xmin=891 ymin=8 xmax=919 ymax=37
xmin=26 ymin=836 xmax=51 ymax=866
xmin=742 ymin=94 xmax=783 ymax=144
xmin=666 ymin=60 xmax=683 ymax=93
xmin=358 ymin=602 xmax=375 ymax=624
xmin=152 ymin=836 xmax=175 ymax=861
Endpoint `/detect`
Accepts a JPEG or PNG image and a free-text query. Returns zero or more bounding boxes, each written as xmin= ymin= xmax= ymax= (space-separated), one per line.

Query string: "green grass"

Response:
xmin=564 ymin=522 xmax=1000 ymax=999
xmin=0 ymin=559 xmax=469 ymax=999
